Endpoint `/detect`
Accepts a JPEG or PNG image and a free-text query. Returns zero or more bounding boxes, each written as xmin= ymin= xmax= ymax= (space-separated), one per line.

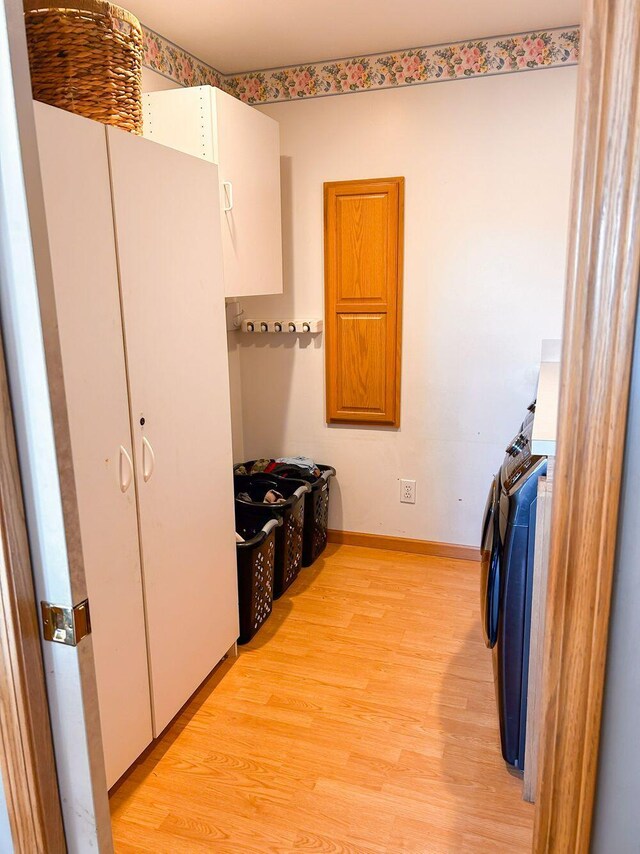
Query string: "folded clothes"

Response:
xmin=271 ymin=463 xmax=321 ymax=479
xmin=270 ymin=465 xmax=313 ymax=479
xmin=276 ymin=456 xmax=317 ymax=472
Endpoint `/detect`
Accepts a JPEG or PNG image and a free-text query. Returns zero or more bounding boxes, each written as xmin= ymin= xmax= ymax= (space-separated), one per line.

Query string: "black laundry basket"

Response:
xmin=269 ymin=465 xmax=337 ymax=566
xmin=235 ymin=462 xmax=336 ymax=567
xmin=234 ymin=475 xmax=310 ymax=598
xmin=235 ymin=509 xmax=281 ymax=644
xmin=299 ymin=466 xmax=336 ymax=566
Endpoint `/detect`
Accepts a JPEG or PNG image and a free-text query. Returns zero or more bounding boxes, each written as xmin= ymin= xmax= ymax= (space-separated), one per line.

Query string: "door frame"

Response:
xmin=533 ymin=0 xmax=640 ymax=850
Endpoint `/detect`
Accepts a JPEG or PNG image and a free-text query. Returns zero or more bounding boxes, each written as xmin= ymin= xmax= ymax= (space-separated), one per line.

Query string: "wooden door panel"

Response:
xmin=336 ymin=314 xmax=387 ymax=415
xmin=336 ymin=193 xmax=389 ymax=304
xmin=106 ymin=127 xmax=239 ymax=735
xmin=325 ymin=178 xmax=404 ymax=426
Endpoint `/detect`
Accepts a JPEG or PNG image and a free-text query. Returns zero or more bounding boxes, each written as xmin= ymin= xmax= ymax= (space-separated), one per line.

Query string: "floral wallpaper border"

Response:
xmin=142 ymin=26 xmax=224 ymax=90
xmin=142 ymin=25 xmax=580 ymax=105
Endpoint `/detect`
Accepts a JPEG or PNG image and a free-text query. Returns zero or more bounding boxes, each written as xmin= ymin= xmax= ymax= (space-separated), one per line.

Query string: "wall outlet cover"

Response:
xmin=400 ymin=479 xmax=416 ymax=504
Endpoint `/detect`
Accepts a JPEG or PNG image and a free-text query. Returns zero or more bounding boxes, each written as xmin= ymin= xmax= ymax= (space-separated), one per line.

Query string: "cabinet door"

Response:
xmin=106 ymin=127 xmax=239 ymax=735
xmin=34 ymin=104 xmax=152 ymax=787
xmin=213 ymin=88 xmax=283 ymax=297
xmin=324 ymin=177 xmax=404 ymax=426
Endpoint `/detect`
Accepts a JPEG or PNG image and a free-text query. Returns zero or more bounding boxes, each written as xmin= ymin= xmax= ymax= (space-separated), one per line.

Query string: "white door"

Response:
xmin=35 ymin=104 xmax=153 ymax=787
xmin=106 ymin=126 xmax=239 ymax=734
xmin=213 ymin=88 xmax=283 ymax=297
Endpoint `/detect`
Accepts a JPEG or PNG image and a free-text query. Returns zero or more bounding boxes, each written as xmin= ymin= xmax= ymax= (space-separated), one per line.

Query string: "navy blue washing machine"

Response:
xmin=480 ymin=402 xmax=546 ymax=771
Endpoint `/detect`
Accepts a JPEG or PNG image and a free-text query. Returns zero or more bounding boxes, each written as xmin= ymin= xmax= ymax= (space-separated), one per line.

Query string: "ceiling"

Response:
xmin=127 ymin=0 xmax=581 ymax=74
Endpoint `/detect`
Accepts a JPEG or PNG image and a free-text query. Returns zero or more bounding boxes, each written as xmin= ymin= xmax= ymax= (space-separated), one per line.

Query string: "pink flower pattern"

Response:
xmin=433 ymin=41 xmax=491 ymax=78
xmin=494 ymin=31 xmax=578 ymax=71
xmin=141 ymin=26 xmax=580 ymax=104
xmin=142 ymin=27 xmax=223 ymax=89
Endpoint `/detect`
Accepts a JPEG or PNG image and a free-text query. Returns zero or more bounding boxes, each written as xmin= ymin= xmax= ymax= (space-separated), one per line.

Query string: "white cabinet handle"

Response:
xmin=142 ymin=436 xmax=155 ymax=483
xmin=222 ymin=181 xmax=233 ymax=212
xmin=119 ymin=445 xmax=133 ymax=493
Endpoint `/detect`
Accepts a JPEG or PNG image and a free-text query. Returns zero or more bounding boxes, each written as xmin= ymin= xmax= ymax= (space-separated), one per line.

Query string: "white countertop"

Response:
xmin=531 ymin=340 xmax=561 ymax=457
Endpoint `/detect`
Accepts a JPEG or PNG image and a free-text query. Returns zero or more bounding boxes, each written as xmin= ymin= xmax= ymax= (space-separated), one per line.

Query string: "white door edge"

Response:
xmin=0 ymin=2 xmax=112 ymax=851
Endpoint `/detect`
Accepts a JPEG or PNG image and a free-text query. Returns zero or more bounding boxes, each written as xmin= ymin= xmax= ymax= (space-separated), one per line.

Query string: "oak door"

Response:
xmin=106 ymin=127 xmax=239 ymax=734
xmin=35 ymin=103 xmax=152 ymax=787
xmin=324 ymin=177 xmax=404 ymax=426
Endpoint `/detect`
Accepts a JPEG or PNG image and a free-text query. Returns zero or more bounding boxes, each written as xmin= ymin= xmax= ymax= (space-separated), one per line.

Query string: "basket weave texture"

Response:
xmin=24 ymin=0 xmax=143 ymax=134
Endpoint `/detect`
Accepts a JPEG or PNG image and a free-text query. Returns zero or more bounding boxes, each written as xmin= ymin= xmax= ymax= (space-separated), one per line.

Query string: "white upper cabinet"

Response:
xmin=143 ymin=86 xmax=283 ymax=298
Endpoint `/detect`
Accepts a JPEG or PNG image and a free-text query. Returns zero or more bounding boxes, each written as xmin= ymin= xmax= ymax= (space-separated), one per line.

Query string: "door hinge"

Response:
xmin=41 ymin=599 xmax=91 ymax=646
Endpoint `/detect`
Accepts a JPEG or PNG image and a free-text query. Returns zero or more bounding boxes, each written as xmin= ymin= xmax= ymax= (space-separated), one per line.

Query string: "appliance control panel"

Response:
xmin=501 ymin=418 xmax=544 ymax=492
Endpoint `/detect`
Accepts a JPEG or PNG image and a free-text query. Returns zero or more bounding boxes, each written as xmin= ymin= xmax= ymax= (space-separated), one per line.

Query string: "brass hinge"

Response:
xmin=41 ymin=599 xmax=91 ymax=646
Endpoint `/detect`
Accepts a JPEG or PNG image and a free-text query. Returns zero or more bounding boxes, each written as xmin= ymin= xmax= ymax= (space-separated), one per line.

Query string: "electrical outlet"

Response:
xmin=400 ymin=479 xmax=416 ymax=504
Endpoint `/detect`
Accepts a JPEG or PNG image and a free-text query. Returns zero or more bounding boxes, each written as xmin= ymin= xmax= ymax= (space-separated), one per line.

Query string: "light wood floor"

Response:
xmin=110 ymin=544 xmax=534 ymax=853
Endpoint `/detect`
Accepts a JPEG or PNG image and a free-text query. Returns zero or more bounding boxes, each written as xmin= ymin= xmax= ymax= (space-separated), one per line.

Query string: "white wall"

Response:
xmin=237 ymin=67 xmax=577 ymax=547
xmin=226 ymin=313 xmax=245 ymax=462
xmin=141 ymin=67 xmax=180 ymax=92
xmin=0 ymin=771 xmax=13 ymax=854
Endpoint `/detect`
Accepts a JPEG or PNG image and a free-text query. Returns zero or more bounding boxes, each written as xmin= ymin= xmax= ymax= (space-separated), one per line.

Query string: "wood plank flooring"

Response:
xmin=110 ymin=544 xmax=534 ymax=853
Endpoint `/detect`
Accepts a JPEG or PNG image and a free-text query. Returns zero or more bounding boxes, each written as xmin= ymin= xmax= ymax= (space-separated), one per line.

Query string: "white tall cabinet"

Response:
xmin=35 ymin=102 xmax=239 ymax=787
xmin=107 ymin=126 xmax=239 ymax=734
xmin=35 ymin=101 xmax=151 ymax=791
xmin=142 ymin=86 xmax=283 ymax=298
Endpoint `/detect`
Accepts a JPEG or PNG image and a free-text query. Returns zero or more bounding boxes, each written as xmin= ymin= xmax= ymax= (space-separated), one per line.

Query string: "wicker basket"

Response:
xmin=24 ymin=0 xmax=143 ymax=134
